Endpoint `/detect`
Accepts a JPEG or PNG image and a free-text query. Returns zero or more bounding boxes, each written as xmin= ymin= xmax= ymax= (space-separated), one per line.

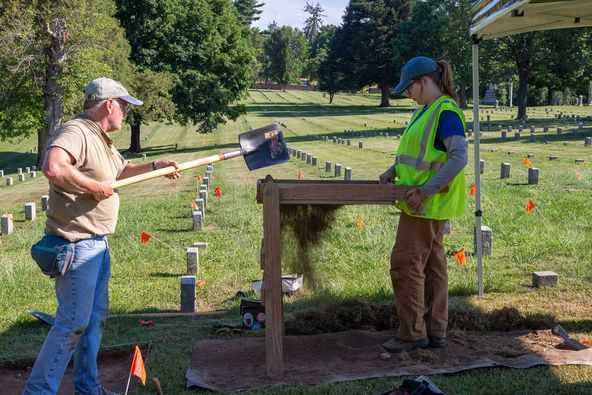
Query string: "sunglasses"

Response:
xmin=113 ymin=99 xmax=131 ymax=115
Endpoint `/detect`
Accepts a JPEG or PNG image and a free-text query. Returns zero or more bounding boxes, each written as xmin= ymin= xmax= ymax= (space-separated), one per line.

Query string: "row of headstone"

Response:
xmin=182 ymin=242 xmax=208 ymax=312
xmin=0 ymin=194 xmax=51 ymax=235
xmin=324 ymin=161 xmax=353 ymax=181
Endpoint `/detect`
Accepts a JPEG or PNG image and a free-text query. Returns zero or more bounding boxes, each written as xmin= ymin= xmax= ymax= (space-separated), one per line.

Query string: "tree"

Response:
xmin=304 ymin=24 xmax=336 ymax=82
xmin=116 ymin=0 xmax=255 ymax=132
xmin=264 ymin=26 xmax=308 ymax=88
xmin=233 ymin=0 xmax=264 ymax=27
xmin=303 ymin=2 xmax=325 ymax=44
xmin=0 ymin=0 xmax=134 ymax=165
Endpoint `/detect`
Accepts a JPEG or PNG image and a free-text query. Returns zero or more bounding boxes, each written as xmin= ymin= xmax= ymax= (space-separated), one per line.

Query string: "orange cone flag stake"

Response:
xmin=130 ymin=345 xmax=146 ymax=385
xmin=356 ymin=216 xmax=365 ymax=229
xmin=197 ymin=174 xmax=203 ymax=183
xmin=191 ymin=200 xmax=198 ymax=210
xmin=140 ymin=231 xmax=151 ymax=245
xmin=523 ymin=158 xmax=531 ymax=167
xmin=214 ymin=187 xmax=222 ymax=197
xmin=297 ymin=169 xmax=304 ymax=180
xmin=469 ymin=183 xmax=476 ymax=197
xmin=455 ymin=248 xmax=466 ymax=265
xmin=576 ymin=172 xmax=582 ymax=181
xmin=526 ymin=199 xmax=536 ymax=213
xmin=197 ymin=278 xmax=206 ymax=287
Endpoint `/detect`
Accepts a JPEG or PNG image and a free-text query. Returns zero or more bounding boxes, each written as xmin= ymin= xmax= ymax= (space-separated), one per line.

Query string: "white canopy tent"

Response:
xmin=470 ymin=0 xmax=592 ymax=297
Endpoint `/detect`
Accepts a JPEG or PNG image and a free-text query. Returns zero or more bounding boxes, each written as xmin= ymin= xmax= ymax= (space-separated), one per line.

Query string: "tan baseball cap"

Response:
xmin=83 ymin=77 xmax=143 ymax=105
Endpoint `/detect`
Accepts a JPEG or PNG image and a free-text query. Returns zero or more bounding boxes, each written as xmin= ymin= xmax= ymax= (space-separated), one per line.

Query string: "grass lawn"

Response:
xmin=1 ymin=90 xmax=591 ymax=394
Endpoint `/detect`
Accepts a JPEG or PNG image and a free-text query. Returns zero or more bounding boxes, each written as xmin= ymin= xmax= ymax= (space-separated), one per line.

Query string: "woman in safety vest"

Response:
xmin=379 ymin=56 xmax=468 ymax=353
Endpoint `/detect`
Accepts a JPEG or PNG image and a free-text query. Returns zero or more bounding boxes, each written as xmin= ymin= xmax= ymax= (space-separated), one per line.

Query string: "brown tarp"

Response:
xmin=187 ymin=329 xmax=592 ymax=391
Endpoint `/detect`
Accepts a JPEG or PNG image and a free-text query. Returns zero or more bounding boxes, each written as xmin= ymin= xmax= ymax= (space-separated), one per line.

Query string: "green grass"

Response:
xmin=1 ymin=90 xmax=592 ymax=394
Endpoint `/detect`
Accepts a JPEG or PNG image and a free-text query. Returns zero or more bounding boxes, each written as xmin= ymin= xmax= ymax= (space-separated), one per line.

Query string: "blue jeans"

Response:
xmin=24 ymin=237 xmax=111 ymax=395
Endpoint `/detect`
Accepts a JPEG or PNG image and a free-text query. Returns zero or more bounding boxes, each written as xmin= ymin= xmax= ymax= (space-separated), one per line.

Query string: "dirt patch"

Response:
xmin=285 ymin=298 xmax=553 ymax=335
xmin=280 ymin=205 xmax=340 ymax=289
xmin=0 ymin=350 xmax=137 ymax=395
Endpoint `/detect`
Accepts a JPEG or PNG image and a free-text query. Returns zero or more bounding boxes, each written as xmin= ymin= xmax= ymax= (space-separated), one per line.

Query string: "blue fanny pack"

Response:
xmin=31 ymin=235 xmax=76 ymax=277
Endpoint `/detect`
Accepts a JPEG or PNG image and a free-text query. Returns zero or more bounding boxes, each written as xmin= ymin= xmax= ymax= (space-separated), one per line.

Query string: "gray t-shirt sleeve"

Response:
xmin=419 ymin=135 xmax=468 ymax=198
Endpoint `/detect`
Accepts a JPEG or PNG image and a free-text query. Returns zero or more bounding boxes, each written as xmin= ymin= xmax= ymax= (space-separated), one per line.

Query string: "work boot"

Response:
xmin=428 ymin=336 xmax=446 ymax=348
xmin=75 ymin=386 xmax=121 ymax=395
xmin=381 ymin=337 xmax=428 ymax=353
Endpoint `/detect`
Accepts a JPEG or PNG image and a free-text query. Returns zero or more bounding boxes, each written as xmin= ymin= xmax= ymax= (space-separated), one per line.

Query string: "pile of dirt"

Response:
xmin=285 ymin=299 xmax=553 ymax=335
xmin=280 ymin=205 xmax=340 ymax=289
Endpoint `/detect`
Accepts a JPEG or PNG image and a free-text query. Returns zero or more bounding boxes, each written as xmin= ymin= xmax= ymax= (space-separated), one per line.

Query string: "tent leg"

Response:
xmin=472 ymin=37 xmax=484 ymax=298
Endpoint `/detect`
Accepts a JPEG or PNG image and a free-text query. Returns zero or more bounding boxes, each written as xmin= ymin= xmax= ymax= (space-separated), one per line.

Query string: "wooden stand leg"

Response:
xmin=262 ymin=180 xmax=284 ymax=378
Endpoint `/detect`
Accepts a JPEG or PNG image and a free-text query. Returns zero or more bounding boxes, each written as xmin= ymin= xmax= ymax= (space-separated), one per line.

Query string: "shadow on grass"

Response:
xmin=0 ymin=152 xmax=38 ymax=174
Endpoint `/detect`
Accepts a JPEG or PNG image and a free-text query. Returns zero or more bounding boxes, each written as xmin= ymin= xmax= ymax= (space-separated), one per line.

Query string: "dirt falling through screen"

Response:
xmin=280 ymin=205 xmax=341 ymax=290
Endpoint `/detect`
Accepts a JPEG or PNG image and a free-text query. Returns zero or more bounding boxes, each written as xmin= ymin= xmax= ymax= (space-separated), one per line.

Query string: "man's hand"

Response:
xmin=154 ymin=160 xmax=181 ymax=180
xmin=379 ymin=168 xmax=395 ymax=184
xmin=92 ymin=180 xmax=114 ymax=201
xmin=405 ymin=187 xmax=427 ymax=211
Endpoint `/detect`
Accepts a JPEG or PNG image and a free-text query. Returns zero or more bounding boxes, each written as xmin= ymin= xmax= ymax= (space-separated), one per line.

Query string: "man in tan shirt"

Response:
xmin=24 ymin=78 xmax=179 ymax=395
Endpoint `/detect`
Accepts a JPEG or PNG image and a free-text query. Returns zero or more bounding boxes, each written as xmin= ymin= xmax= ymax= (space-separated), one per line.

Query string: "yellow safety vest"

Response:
xmin=395 ymin=95 xmax=466 ymax=220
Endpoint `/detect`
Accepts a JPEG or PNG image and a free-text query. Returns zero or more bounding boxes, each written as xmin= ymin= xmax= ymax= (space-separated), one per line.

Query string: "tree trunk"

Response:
xmin=517 ymin=67 xmax=528 ymax=120
xmin=38 ymin=19 xmax=69 ymax=167
xmin=379 ymin=83 xmax=390 ymax=107
xmin=129 ymin=121 xmax=142 ymax=152
xmin=329 ymin=92 xmax=334 ymax=104
xmin=458 ymin=83 xmax=468 ymax=109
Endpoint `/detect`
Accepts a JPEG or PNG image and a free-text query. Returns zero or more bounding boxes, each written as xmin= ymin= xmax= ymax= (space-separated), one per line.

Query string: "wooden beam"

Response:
xmin=261 ymin=177 xmax=284 ymax=378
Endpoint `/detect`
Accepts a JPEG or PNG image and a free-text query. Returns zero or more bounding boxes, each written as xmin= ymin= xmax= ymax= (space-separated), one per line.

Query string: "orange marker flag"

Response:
xmin=576 ymin=172 xmax=582 ymax=181
xmin=455 ymin=248 xmax=466 ymax=265
xmin=197 ymin=174 xmax=203 ymax=183
xmin=140 ymin=231 xmax=151 ymax=245
xmin=356 ymin=216 xmax=365 ymax=229
xmin=523 ymin=158 xmax=531 ymax=167
xmin=469 ymin=183 xmax=476 ymax=196
xmin=214 ymin=187 xmax=222 ymax=197
xmin=297 ymin=169 xmax=304 ymax=180
xmin=130 ymin=345 xmax=146 ymax=385
xmin=191 ymin=200 xmax=198 ymax=210
xmin=578 ymin=338 xmax=590 ymax=347
xmin=526 ymin=199 xmax=536 ymax=213
xmin=197 ymin=278 xmax=206 ymax=287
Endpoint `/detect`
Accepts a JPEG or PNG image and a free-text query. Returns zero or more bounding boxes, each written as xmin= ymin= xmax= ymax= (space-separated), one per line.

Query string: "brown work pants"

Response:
xmin=390 ymin=212 xmax=448 ymax=341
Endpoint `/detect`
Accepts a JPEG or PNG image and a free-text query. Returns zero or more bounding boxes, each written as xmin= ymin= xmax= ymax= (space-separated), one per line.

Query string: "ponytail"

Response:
xmin=426 ymin=60 xmax=459 ymax=104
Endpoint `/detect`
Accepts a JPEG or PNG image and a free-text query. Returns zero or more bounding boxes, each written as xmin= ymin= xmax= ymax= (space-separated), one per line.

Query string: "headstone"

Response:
xmin=500 ymin=163 xmax=511 ymax=179
xmin=205 ymin=170 xmax=212 ymax=180
xmin=358 ymin=141 xmax=363 ymax=149
xmin=199 ymin=189 xmax=207 ymax=207
xmin=518 ymin=125 xmax=523 ymax=133
xmin=483 ymin=83 xmax=497 ymax=105
xmin=30 ymin=171 xmax=36 ymax=178
xmin=203 ymin=176 xmax=209 ymax=187
xmin=543 ymin=126 xmax=549 ymax=133
xmin=142 ymin=153 xmax=147 ymax=161
xmin=575 ymin=159 xmax=585 ymax=164
xmin=341 ymin=138 xmax=345 ymax=145
xmin=347 ymin=139 xmax=351 ymax=146
xmin=25 ymin=167 xmax=30 ymax=173
xmin=514 ymin=132 xmax=521 ymax=141
xmin=529 ymin=134 xmax=536 ymax=142
xmin=196 ymin=199 xmax=205 ymax=218
xmin=585 ymin=137 xmax=592 ymax=146
xmin=532 ymin=271 xmax=558 ymax=288
xmin=508 ymin=126 xmax=513 ymax=132
xmin=1 ymin=214 xmax=14 ymax=235
xmin=180 ymin=276 xmax=196 ymax=312
xmin=6 ymin=177 xmax=13 ymax=186
xmin=501 ymin=131 xmax=507 ymax=141
xmin=528 ymin=168 xmax=539 ymax=185
xmin=41 ymin=195 xmax=49 ymax=211
xmin=530 ymin=126 xmax=535 ymax=133
xmin=334 ymin=163 xmax=342 ymax=177
xmin=186 ymin=247 xmax=199 ymax=274
xmin=312 ymin=156 xmax=317 ymax=166
xmin=527 ymin=154 xmax=535 ymax=158
xmin=557 ymin=127 xmax=562 ymax=134
xmin=579 ymin=95 xmax=584 ymax=106
xmin=18 ymin=174 xmax=25 ymax=182
xmin=579 ymin=122 xmax=584 ymax=130
xmin=306 ymin=154 xmax=312 ymax=165
xmin=479 ymin=160 xmax=484 ymax=174
xmin=17 ymin=168 xmax=22 ymax=175
xmin=548 ymin=156 xmax=558 ymax=161
xmin=396 ymin=134 xmax=401 ymax=140
xmin=344 ymin=167 xmax=352 ymax=181
xmin=337 ymin=138 xmax=341 ymax=144
xmin=296 ymin=150 xmax=301 ymax=159
xmin=24 ymin=202 xmax=36 ymax=221
xmin=0 ymin=170 xmax=3 ymax=178
xmin=475 ymin=225 xmax=492 ymax=256
xmin=192 ymin=211 xmax=202 ymax=231
xmin=301 ymin=152 xmax=306 ymax=162
xmin=325 ymin=161 xmax=332 ymax=173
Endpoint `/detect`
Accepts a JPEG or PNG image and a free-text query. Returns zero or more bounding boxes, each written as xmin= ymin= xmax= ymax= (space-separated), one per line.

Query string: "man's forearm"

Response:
xmin=118 ymin=162 xmax=154 ymax=180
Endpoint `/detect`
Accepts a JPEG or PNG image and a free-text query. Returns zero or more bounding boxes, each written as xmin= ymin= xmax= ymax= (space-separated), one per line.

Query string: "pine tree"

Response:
xmin=303 ymin=2 xmax=325 ymax=43
xmin=233 ymin=0 xmax=265 ymax=27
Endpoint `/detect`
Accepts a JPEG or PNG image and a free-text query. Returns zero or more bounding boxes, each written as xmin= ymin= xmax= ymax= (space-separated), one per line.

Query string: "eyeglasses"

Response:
xmin=112 ymin=99 xmax=131 ymax=115
xmin=404 ymin=80 xmax=418 ymax=97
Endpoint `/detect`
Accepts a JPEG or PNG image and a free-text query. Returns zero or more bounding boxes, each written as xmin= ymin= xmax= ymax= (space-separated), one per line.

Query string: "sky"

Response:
xmin=252 ymin=0 xmax=348 ymax=30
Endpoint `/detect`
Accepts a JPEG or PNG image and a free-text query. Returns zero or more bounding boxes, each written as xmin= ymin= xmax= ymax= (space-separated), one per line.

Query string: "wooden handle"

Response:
xmin=152 ymin=377 xmax=164 ymax=395
xmin=111 ymin=153 xmax=225 ymax=189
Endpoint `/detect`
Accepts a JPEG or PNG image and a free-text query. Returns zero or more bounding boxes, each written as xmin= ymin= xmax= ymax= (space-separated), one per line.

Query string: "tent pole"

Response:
xmin=472 ymin=36 xmax=484 ymax=298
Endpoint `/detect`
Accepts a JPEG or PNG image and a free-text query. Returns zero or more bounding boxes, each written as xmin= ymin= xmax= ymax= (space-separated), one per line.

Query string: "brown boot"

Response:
xmin=381 ymin=337 xmax=428 ymax=353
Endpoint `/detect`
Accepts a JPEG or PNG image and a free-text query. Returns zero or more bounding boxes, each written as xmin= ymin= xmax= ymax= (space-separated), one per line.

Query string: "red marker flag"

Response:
xmin=523 ymin=158 xmax=531 ymax=167
xmin=131 ymin=345 xmax=146 ymax=385
xmin=297 ymin=170 xmax=304 ymax=180
xmin=469 ymin=183 xmax=476 ymax=196
xmin=197 ymin=175 xmax=203 ymax=183
xmin=191 ymin=200 xmax=198 ymax=210
xmin=455 ymin=248 xmax=466 ymax=265
xmin=356 ymin=216 xmax=365 ymax=229
xmin=526 ymin=199 xmax=536 ymax=213
xmin=197 ymin=278 xmax=206 ymax=287
xmin=140 ymin=231 xmax=151 ymax=245
xmin=214 ymin=187 xmax=222 ymax=197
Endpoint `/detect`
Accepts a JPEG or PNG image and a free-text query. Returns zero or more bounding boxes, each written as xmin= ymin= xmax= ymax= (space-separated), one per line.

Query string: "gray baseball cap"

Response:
xmin=83 ymin=77 xmax=143 ymax=105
